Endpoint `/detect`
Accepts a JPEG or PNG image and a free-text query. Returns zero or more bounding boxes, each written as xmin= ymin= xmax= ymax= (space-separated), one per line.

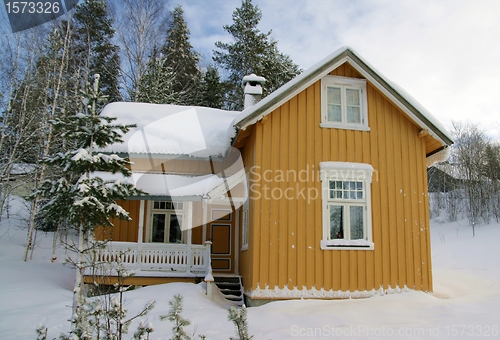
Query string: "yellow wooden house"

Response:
xmin=87 ymin=47 xmax=453 ymax=306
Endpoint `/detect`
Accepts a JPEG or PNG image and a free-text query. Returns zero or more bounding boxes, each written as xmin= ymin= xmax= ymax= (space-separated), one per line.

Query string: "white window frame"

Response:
xmin=241 ymin=198 xmax=249 ymax=251
xmin=147 ymin=200 xmax=189 ymax=244
xmin=320 ymin=75 xmax=369 ymax=131
xmin=319 ymin=162 xmax=374 ymax=250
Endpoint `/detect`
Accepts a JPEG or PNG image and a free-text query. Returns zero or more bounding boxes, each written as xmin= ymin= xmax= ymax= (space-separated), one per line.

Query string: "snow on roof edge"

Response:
xmin=99 ymin=102 xmax=240 ymax=158
xmin=234 ymin=46 xmax=453 ymax=147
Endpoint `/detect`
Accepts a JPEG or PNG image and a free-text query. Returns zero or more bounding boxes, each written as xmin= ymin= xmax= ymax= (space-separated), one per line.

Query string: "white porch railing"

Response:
xmin=94 ymin=242 xmax=210 ymax=276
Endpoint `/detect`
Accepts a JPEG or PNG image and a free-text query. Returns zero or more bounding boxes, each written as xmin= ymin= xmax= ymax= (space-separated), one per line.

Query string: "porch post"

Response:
xmin=204 ymin=240 xmax=214 ymax=299
xmin=202 ymin=200 xmax=208 ymax=242
xmin=137 ymin=200 xmax=145 ymax=271
xmin=186 ymin=202 xmax=193 ymax=275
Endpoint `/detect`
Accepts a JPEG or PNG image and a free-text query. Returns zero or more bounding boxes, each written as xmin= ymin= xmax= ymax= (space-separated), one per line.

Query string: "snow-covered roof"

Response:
xmin=242 ymin=73 xmax=266 ymax=86
xmin=100 ymin=102 xmax=239 ymax=158
xmin=233 ymin=46 xmax=453 ymax=150
xmin=92 ymin=171 xmax=225 ymax=199
xmin=100 ymin=47 xmax=452 ymax=160
xmin=0 ymin=163 xmax=36 ymax=176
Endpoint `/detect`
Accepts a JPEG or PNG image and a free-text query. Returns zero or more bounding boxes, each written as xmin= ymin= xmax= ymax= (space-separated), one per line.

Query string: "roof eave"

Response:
xmin=235 ymin=47 xmax=453 ymax=149
xmin=345 ymin=50 xmax=454 ymax=147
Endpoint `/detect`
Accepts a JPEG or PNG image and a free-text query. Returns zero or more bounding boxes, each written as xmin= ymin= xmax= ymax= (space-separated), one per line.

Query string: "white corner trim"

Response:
xmin=246 ymin=284 xmax=411 ymax=300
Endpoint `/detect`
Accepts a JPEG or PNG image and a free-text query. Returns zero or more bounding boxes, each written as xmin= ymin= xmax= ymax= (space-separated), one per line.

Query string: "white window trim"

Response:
xmin=320 ymin=75 xmax=369 ymax=131
xmin=147 ymin=200 xmax=191 ymax=244
xmin=241 ymin=198 xmax=249 ymax=251
xmin=319 ymin=162 xmax=374 ymax=250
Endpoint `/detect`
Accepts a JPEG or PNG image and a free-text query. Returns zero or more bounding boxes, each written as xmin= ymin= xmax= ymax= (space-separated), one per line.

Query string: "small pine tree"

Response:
xmin=35 ymin=324 xmax=47 ymax=340
xmin=33 ymin=74 xmax=142 ymax=323
xmin=133 ymin=321 xmax=155 ymax=340
xmin=42 ymin=264 xmax=156 ymax=340
xmin=161 ymin=294 xmax=193 ymax=340
xmin=228 ymin=306 xmax=253 ymax=340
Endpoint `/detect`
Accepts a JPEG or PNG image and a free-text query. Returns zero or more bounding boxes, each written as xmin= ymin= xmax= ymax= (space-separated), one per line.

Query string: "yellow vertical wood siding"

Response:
xmin=95 ymin=200 xmax=142 ymax=242
xmin=245 ymin=62 xmax=433 ymax=296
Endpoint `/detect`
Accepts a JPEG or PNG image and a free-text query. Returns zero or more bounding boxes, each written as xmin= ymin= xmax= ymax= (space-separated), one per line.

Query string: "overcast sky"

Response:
xmin=178 ymin=0 xmax=500 ymax=141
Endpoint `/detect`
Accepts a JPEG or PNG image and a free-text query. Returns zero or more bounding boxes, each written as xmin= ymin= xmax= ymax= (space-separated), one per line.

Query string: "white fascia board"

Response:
xmin=235 ymin=47 xmax=452 ymax=152
xmin=206 ymin=168 xmax=246 ymax=199
xmin=345 ymin=56 xmax=452 ymax=148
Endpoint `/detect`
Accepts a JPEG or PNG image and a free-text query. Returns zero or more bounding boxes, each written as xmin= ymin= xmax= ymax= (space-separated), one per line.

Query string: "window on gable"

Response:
xmin=320 ymin=162 xmax=374 ymax=250
xmin=321 ymin=76 xmax=368 ymax=130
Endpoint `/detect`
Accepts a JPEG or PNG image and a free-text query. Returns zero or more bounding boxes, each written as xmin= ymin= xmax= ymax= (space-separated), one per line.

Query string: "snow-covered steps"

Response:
xmin=213 ymin=275 xmax=244 ymax=307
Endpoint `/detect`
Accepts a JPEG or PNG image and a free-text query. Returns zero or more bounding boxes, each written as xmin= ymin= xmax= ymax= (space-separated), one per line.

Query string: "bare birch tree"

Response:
xmin=108 ymin=0 xmax=171 ymax=101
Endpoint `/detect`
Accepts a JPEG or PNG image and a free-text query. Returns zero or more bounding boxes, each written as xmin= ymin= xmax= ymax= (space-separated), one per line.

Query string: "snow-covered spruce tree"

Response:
xmin=213 ymin=0 xmax=301 ymax=110
xmin=33 ymin=74 xmax=142 ymax=323
xmin=71 ymin=0 xmax=121 ymax=105
xmin=228 ymin=306 xmax=253 ymax=340
xmin=136 ymin=46 xmax=183 ymax=104
xmin=199 ymin=65 xmax=225 ymax=109
xmin=159 ymin=5 xmax=203 ymax=106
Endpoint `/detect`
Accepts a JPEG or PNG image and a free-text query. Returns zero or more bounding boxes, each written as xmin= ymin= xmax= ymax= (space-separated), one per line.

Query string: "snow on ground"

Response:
xmin=1 ymin=196 xmax=499 ymax=339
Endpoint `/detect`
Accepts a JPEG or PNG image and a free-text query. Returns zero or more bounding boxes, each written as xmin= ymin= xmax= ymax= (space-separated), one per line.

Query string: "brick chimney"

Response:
xmin=242 ymin=74 xmax=266 ymax=109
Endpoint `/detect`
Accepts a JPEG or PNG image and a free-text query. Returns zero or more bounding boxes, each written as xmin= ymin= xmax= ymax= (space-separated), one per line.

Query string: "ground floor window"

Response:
xmin=319 ymin=162 xmax=374 ymax=250
xmin=149 ymin=201 xmax=185 ymax=243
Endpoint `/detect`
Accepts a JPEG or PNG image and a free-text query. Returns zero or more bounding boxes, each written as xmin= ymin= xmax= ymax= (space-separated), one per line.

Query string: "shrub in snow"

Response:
xmin=42 ymin=289 xmax=156 ymax=340
xmin=228 ymin=306 xmax=253 ymax=340
xmin=160 ymin=294 xmax=195 ymax=340
xmin=36 ymin=324 xmax=48 ymax=340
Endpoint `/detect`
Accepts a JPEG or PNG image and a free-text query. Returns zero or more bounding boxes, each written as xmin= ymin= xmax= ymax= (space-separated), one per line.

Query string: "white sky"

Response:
xmin=179 ymin=0 xmax=500 ymax=141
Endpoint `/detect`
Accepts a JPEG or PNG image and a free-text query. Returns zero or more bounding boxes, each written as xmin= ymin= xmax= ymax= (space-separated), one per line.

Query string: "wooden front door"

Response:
xmin=206 ymin=207 xmax=236 ymax=273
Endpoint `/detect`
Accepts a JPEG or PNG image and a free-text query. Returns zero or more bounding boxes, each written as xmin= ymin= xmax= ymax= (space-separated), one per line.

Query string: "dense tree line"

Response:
xmin=0 ymin=0 xmax=301 ymax=326
xmin=428 ymin=122 xmax=500 ymax=234
xmin=0 ymin=0 xmax=300 ymax=222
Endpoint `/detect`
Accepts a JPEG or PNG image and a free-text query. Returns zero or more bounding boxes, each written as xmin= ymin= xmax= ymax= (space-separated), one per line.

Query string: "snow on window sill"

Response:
xmin=320 ymin=239 xmax=374 ymax=250
xmin=319 ymin=123 xmax=370 ymax=131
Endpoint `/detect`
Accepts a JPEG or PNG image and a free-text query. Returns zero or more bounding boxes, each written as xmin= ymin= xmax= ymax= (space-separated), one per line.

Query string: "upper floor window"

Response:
xmin=320 ymin=76 xmax=369 ymax=131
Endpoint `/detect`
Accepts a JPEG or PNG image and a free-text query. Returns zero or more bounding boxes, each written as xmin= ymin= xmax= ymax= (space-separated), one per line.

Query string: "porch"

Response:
xmin=87 ymin=165 xmax=246 ymax=285
xmin=93 ymin=241 xmax=212 ymax=278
